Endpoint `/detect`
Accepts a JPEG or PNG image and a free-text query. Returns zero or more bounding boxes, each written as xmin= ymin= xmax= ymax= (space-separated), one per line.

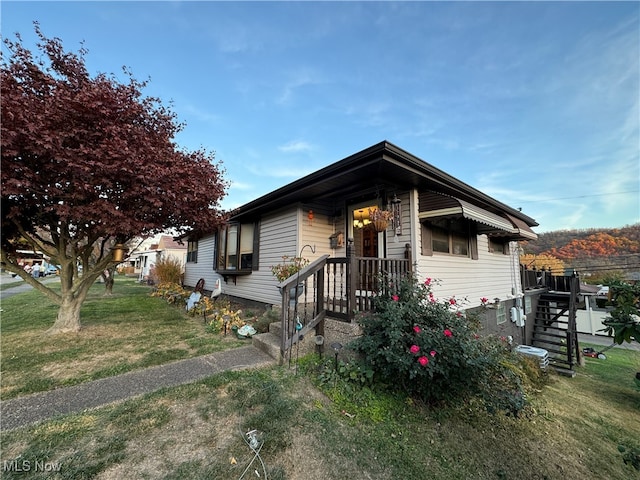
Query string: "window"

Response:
xmin=421 ymin=218 xmax=477 ymax=259
xmin=186 ymin=240 xmax=198 ymax=263
xmin=216 ymin=222 xmax=258 ymax=272
xmin=489 ymin=237 xmax=509 ymax=255
xmin=496 ymin=302 xmax=506 ymax=324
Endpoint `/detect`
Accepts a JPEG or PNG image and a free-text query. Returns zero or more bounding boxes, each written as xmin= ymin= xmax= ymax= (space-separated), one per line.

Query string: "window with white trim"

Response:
xmin=496 ymin=302 xmax=506 ymax=324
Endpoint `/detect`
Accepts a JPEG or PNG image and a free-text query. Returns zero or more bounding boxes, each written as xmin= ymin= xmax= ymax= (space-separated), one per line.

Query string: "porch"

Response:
xmin=260 ymin=249 xmax=411 ymax=363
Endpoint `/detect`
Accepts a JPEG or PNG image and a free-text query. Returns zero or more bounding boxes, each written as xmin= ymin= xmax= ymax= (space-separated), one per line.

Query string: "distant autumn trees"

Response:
xmin=520 ymin=225 xmax=640 ymax=283
xmin=548 ymin=232 xmax=639 ymax=259
xmin=520 ymin=253 xmax=565 ymax=275
xmin=1 ymin=24 xmax=228 ymax=334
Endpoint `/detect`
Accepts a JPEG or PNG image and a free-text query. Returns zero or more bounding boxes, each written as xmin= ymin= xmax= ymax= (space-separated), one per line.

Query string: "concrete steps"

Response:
xmin=252 ymin=318 xmax=363 ymax=364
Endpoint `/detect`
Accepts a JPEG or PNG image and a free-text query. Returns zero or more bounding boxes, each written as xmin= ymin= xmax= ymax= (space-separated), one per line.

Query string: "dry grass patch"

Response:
xmin=0 ymin=278 xmax=245 ymax=400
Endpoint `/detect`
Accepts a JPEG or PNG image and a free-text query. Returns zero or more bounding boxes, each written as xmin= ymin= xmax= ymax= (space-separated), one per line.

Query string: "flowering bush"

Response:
xmin=271 ymin=256 xmax=309 ymax=282
xmin=205 ymin=300 xmax=246 ymax=333
xmin=151 ymin=282 xmax=189 ymax=305
xmin=353 ymin=274 xmax=530 ymax=415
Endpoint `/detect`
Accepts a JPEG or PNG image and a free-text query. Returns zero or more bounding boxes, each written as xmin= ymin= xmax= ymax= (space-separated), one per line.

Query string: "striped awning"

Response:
xmin=418 ymin=191 xmax=537 ymax=240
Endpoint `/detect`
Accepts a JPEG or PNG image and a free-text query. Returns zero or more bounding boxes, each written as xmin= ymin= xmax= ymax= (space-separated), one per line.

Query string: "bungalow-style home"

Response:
xmin=131 ymin=235 xmax=187 ymax=282
xmin=183 ymin=141 xmax=541 ymax=352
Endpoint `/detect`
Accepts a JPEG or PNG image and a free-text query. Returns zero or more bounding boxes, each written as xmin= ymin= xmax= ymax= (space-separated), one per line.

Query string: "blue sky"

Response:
xmin=3 ymin=1 xmax=639 ymax=233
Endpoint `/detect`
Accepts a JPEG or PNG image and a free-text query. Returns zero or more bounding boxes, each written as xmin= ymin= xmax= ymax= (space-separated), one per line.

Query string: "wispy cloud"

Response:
xmin=277 ymin=68 xmax=323 ymax=105
xmin=278 ymin=140 xmax=314 ymax=154
xmin=228 ymin=180 xmax=253 ymax=191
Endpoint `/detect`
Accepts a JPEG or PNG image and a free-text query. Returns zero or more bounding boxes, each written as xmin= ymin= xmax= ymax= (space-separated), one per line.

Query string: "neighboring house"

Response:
xmin=183 ymin=141 xmax=539 ymax=341
xmin=132 ymin=235 xmax=187 ymax=282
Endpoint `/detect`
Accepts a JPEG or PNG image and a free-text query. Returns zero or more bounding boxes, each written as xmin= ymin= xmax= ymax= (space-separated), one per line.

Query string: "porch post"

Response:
xmin=347 ymin=238 xmax=357 ymax=321
xmin=404 ymin=243 xmax=412 ymax=273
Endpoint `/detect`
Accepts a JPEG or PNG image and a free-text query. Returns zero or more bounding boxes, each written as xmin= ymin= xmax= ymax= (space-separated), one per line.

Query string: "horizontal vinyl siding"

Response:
xmin=415 ymin=234 xmax=520 ymax=307
xmin=385 ymin=191 xmax=411 ymax=259
xmin=183 ymin=235 xmax=216 ymax=289
xmin=301 ymin=210 xmax=336 ymax=261
xmin=224 ymin=209 xmax=299 ymax=306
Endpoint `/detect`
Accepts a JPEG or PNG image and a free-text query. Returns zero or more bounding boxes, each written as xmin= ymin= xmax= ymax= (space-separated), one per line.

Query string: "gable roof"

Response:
xmin=157 ymin=235 xmax=187 ymax=250
xmin=231 ymin=141 xmax=538 ymax=231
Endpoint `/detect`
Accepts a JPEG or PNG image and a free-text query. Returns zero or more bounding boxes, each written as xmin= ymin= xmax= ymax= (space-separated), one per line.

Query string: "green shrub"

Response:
xmin=352 ymin=274 xmax=530 ymax=415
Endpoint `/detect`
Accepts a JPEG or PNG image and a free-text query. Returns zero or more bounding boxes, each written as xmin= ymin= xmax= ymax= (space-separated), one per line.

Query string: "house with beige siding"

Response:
xmin=183 ymin=141 xmax=538 ymax=347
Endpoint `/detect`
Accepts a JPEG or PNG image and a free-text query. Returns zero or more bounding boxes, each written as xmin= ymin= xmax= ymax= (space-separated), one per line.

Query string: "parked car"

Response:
xmin=596 ymin=286 xmax=609 ymax=298
xmin=45 ymin=264 xmax=60 ymax=276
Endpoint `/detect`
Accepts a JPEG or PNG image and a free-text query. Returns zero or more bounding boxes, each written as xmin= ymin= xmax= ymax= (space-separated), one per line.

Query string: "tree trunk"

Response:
xmin=47 ymin=296 xmax=83 ymax=334
xmin=102 ymin=267 xmax=115 ymax=296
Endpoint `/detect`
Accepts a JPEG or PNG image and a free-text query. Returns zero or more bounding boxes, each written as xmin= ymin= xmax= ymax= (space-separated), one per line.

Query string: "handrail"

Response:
xmin=278 ymin=255 xmax=329 ymax=363
xmin=277 ymin=254 xmax=330 ymax=289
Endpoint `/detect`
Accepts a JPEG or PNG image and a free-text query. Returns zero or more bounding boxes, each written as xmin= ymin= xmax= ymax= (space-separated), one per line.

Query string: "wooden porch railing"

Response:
xmin=277 ymin=252 xmax=412 ymax=359
xmin=521 ymin=265 xmax=578 ymax=292
xmin=323 ymin=256 xmax=411 ymax=321
xmin=277 ymin=255 xmax=329 ymax=361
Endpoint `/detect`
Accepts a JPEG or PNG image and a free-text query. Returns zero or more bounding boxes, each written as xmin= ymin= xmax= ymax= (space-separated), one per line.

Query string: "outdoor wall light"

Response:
xmin=308 ymin=210 xmax=314 ymax=226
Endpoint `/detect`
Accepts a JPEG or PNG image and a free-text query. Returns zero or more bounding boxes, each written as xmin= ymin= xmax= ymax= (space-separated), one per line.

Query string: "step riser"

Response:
xmin=253 ymin=318 xmax=363 ymax=362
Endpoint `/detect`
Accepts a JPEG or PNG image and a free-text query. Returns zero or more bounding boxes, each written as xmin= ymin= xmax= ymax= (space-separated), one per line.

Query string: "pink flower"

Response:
xmin=428 ymin=293 xmax=435 ymax=303
xmin=456 ymin=311 xmax=462 ymax=318
xmin=480 ymin=297 xmax=488 ymax=304
xmin=430 ymin=350 xmax=437 ymax=357
xmin=424 ymin=278 xmax=432 ymax=286
xmin=418 ymin=356 xmax=429 ymax=366
xmin=392 ymin=294 xmax=399 ymax=302
xmin=410 ymin=344 xmax=420 ymax=354
xmin=413 ymin=325 xmax=421 ymax=334
xmin=473 ymin=334 xmax=479 ymax=339
xmin=443 ymin=329 xmax=453 ymax=337
xmin=449 ymin=297 xmax=456 ymax=305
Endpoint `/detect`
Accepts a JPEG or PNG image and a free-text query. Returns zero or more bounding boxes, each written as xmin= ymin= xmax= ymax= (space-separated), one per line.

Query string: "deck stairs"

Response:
xmin=531 ymin=291 xmax=579 ymax=376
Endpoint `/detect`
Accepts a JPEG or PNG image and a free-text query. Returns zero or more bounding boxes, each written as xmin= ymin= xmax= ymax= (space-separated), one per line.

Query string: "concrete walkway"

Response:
xmin=0 ymin=273 xmax=60 ymax=299
xmin=0 ymin=346 xmax=276 ymax=431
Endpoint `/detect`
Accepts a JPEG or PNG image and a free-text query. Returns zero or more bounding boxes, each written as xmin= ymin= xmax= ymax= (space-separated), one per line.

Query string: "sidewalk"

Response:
xmin=0 ymin=345 xmax=276 ymax=431
xmin=0 ymin=273 xmax=60 ymax=300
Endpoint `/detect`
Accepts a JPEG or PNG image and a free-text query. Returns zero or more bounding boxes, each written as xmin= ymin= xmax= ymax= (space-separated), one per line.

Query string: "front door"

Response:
xmin=350 ymin=203 xmax=383 ymax=257
xmin=360 ymin=225 xmax=378 ymax=257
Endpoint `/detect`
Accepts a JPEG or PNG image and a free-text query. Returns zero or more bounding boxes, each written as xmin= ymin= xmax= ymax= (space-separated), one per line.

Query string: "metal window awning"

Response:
xmin=418 ymin=191 xmax=537 ymax=240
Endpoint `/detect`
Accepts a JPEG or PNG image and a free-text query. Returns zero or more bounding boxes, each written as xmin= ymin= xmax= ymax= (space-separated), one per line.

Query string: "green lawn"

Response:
xmin=0 ymin=277 xmax=245 ymax=400
xmin=1 ymin=281 xmax=639 ymax=479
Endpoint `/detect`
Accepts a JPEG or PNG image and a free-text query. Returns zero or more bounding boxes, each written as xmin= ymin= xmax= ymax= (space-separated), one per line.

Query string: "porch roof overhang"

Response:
xmin=418 ymin=191 xmax=538 ymax=241
xmin=227 ymin=141 xmax=538 ymax=235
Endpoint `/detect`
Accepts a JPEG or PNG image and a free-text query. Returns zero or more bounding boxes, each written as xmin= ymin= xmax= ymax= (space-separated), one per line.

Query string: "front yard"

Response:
xmin=0 ymin=276 xmax=639 ymax=479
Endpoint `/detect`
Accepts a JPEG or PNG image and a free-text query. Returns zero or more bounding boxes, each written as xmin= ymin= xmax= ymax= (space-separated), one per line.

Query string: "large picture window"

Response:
xmin=216 ymin=222 xmax=258 ymax=273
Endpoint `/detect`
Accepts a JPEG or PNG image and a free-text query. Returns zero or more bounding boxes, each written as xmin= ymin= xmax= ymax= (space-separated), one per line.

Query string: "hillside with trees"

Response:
xmin=520 ymin=224 xmax=640 ymax=283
